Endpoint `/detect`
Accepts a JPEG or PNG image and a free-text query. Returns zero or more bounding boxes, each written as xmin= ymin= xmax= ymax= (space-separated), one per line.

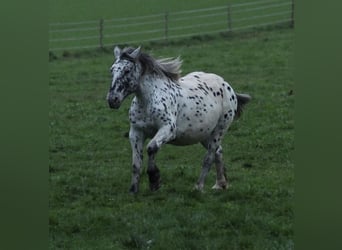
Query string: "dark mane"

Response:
xmin=121 ymin=47 xmax=182 ymax=81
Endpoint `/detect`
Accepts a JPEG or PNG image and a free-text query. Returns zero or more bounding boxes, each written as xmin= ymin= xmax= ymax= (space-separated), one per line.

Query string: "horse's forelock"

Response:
xmin=119 ymin=47 xmax=137 ymax=62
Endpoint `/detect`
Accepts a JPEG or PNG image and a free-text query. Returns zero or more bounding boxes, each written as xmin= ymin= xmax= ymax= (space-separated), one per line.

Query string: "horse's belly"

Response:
xmin=169 ymin=133 xmax=209 ymax=146
xmin=172 ymin=94 xmax=223 ymax=145
xmin=170 ymin=117 xmax=219 ymax=145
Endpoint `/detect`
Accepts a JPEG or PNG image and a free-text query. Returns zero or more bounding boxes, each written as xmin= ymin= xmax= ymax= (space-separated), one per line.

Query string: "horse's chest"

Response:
xmin=130 ymin=109 xmax=155 ymax=127
xmin=129 ymin=104 xmax=169 ymax=137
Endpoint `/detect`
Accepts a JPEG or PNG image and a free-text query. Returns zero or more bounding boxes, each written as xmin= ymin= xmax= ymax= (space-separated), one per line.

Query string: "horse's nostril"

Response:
xmin=108 ymin=96 xmax=121 ymax=109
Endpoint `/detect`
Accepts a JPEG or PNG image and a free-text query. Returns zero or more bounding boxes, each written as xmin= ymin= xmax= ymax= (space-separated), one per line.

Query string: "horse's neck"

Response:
xmin=136 ymin=74 xmax=167 ymax=103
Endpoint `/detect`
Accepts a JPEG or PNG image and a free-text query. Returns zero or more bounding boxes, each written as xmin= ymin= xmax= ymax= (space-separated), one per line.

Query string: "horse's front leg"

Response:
xmin=146 ymin=124 xmax=176 ymax=191
xmin=129 ymin=127 xmax=145 ymax=194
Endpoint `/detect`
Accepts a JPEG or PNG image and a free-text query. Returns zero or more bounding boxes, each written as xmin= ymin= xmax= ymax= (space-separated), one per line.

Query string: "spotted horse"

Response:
xmin=107 ymin=46 xmax=251 ymax=193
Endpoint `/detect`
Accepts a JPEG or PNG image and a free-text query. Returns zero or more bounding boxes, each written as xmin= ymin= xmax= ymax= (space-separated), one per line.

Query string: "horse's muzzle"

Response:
xmin=107 ymin=96 xmax=121 ymax=109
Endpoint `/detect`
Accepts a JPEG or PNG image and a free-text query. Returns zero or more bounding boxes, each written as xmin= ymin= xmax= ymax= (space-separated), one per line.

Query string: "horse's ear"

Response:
xmin=129 ymin=46 xmax=141 ymax=60
xmin=114 ymin=46 xmax=121 ymax=59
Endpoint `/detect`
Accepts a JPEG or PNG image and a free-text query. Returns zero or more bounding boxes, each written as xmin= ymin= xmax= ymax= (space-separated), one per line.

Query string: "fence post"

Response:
xmin=227 ymin=4 xmax=232 ymax=33
xmin=99 ymin=18 xmax=104 ymax=49
xmin=164 ymin=11 xmax=169 ymax=43
xmin=291 ymin=0 xmax=294 ymax=28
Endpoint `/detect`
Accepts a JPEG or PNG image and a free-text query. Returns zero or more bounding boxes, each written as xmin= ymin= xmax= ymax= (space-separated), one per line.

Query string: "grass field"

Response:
xmin=49 ymin=25 xmax=294 ymax=249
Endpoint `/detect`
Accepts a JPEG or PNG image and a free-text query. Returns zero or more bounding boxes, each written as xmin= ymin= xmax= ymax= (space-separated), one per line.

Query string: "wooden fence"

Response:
xmin=49 ymin=0 xmax=294 ymax=51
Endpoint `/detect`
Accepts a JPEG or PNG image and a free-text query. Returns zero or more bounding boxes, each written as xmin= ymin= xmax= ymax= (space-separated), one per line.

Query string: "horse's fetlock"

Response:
xmin=147 ymin=167 xmax=160 ymax=181
xmin=147 ymin=167 xmax=161 ymax=191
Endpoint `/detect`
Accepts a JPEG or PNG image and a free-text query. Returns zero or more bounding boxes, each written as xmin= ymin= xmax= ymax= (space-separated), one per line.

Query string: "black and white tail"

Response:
xmin=235 ymin=93 xmax=251 ymax=118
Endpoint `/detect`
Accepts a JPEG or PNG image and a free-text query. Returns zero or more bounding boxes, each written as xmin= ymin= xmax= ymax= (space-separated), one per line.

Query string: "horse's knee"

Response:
xmin=214 ymin=146 xmax=223 ymax=162
xmin=147 ymin=141 xmax=158 ymax=156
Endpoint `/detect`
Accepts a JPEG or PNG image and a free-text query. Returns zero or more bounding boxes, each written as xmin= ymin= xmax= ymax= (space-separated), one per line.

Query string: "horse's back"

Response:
xmin=180 ymin=71 xmax=237 ymax=111
xmin=181 ymin=71 xmax=224 ymax=87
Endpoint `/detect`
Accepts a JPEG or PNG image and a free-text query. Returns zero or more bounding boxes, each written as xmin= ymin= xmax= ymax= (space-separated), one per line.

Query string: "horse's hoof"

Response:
xmin=212 ymin=178 xmax=229 ymax=190
xmin=212 ymin=184 xmax=222 ymax=190
xmin=149 ymin=181 xmax=161 ymax=191
xmin=129 ymin=184 xmax=139 ymax=194
xmin=193 ymin=183 xmax=204 ymax=192
xmin=211 ymin=184 xmax=226 ymax=190
xmin=212 ymin=182 xmax=229 ymax=190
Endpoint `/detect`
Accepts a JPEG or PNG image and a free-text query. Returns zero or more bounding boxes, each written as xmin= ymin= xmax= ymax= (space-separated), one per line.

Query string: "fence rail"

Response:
xmin=49 ymin=0 xmax=294 ymax=51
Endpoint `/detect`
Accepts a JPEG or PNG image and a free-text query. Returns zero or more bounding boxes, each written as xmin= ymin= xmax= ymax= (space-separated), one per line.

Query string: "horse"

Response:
xmin=106 ymin=46 xmax=251 ymax=193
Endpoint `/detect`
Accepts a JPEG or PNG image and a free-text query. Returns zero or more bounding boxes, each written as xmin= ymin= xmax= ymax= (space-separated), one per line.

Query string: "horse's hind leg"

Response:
xmin=195 ymin=147 xmax=215 ymax=191
xmin=197 ymin=118 xmax=231 ymax=191
xmin=212 ymin=146 xmax=228 ymax=190
xmin=196 ymin=143 xmax=227 ymax=191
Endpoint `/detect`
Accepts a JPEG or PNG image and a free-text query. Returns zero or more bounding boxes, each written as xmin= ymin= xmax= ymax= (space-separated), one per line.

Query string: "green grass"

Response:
xmin=49 ymin=28 xmax=294 ymax=249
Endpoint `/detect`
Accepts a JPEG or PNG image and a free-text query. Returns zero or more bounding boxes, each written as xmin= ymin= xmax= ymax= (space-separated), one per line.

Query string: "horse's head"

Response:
xmin=107 ymin=46 xmax=142 ymax=109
